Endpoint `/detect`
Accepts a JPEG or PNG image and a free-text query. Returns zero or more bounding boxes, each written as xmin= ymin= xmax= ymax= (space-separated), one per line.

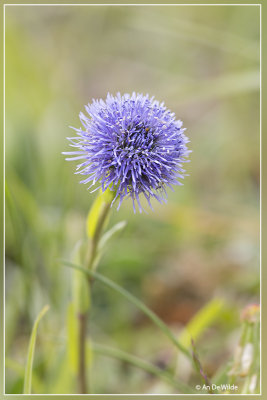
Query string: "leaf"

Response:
xmin=212 ymin=362 xmax=232 ymax=385
xmin=23 ymin=305 xmax=49 ymax=394
xmin=61 ymin=260 xmax=192 ymax=360
xmin=6 ymin=357 xmax=43 ymax=393
xmin=90 ymin=221 xmax=127 ymax=271
xmin=86 ymin=189 xmax=114 ymax=240
xmin=6 ymin=173 xmax=42 ymax=233
xmin=191 ymin=339 xmax=216 ymax=394
xmin=98 ymin=221 xmax=127 ymax=251
xmin=67 ymin=303 xmax=79 ymax=374
xmin=72 ymin=241 xmax=90 ymax=314
xmin=179 ymin=298 xmax=225 ymax=349
xmin=87 ymin=195 xmax=106 ymax=239
xmin=48 ymin=353 xmax=74 ymax=394
xmin=91 ymin=342 xmax=194 ymax=393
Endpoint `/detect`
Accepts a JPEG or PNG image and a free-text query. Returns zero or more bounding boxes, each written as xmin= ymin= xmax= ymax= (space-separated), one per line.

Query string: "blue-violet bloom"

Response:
xmin=63 ymin=92 xmax=190 ymax=213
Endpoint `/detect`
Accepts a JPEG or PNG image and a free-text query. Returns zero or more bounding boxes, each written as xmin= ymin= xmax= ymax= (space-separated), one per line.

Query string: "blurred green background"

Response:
xmin=5 ymin=5 xmax=260 ymax=394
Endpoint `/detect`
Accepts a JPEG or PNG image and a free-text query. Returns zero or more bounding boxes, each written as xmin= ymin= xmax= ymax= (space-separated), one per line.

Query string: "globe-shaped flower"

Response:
xmin=63 ymin=93 xmax=190 ymax=212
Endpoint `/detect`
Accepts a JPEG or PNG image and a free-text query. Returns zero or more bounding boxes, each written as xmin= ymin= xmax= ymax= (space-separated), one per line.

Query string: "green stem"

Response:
xmin=63 ymin=261 xmax=192 ymax=361
xmin=77 ymin=198 xmax=112 ymax=394
xmin=23 ymin=305 xmax=49 ymax=394
xmin=86 ymin=200 xmax=111 ymax=271
xmin=91 ymin=342 xmax=195 ymax=394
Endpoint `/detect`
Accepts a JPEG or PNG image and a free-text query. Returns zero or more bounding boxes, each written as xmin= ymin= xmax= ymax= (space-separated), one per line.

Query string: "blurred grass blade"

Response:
xmin=174 ymin=70 xmax=259 ymax=106
xmin=62 ymin=260 xmax=192 ymax=360
xmin=5 ymin=181 xmax=23 ymax=250
xmin=6 ymin=357 xmax=43 ymax=393
xmin=178 ymin=298 xmax=225 ymax=349
xmin=67 ymin=303 xmax=79 ymax=374
xmin=130 ymin=13 xmax=259 ymax=61
xmin=49 ymin=354 xmax=73 ymax=394
xmin=191 ymin=339 xmax=216 ymax=394
xmin=23 ymin=305 xmax=49 ymax=394
xmin=98 ymin=220 xmax=127 ymax=251
xmin=90 ymin=221 xmax=127 ymax=271
xmin=72 ymin=241 xmax=90 ymax=314
xmin=6 ymin=172 xmax=42 ymax=232
xmin=91 ymin=342 xmax=195 ymax=394
xmin=213 ymin=362 xmax=232 ymax=385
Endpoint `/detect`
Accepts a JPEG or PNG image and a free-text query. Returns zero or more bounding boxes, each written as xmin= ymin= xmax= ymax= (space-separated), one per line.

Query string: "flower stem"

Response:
xmin=77 ymin=197 xmax=112 ymax=394
xmin=86 ymin=200 xmax=111 ymax=271
xmin=64 ymin=260 xmax=192 ymax=360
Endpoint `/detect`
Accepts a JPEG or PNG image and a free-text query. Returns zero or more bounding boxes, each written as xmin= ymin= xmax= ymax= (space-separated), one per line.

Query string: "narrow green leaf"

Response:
xmin=86 ymin=189 xmax=114 ymax=239
xmin=6 ymin=357 xmax=43 ymax=393
xmin=91 ymin=342 xmax=195 ymax=393
xmin=6 ymin=173 xmax=42 ymax=232
xmin=179 ymin=298 xmax=225 ymax=349
xmin=5 ymin=181 xmax=23 ymax=251
xmin=212 ymin=362 xmax=232 ymax=385
xmin=67 ymin=303 xmax=79 ymax=374
xmin=72 ymin=241 xmax=90 ymax=314
xmin=61 ymin=260 xmax=192 ymax=360
xmin=48 ymin=353 xmax=74 ymax=394
xmin=23 ymin=305 xmax=49 ymax=394
xmin=98 ymin=221 xmax=127 ymax=251
xmin=87 ymin=195 xmax=106 ymax=239
xmin=90 ymin=221 xmax=127 ymax=271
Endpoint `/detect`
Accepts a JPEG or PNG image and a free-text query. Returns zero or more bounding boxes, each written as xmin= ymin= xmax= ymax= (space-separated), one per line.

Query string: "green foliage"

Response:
xmin=86 ymin=189 xmax=114 ymax=239
xmin=23 ymin=305 xmax=49 ymax=394
xmin=63 ymin=260 xmax=191 ymax=359
xmin=228 ymin=305 xmax=260 ymax=394
xmin=67 ymin=303 xmax=79 ymax=375
xmin=98 ymin=221 xmax=127 ymax=251
xmin=91 ymin=342 xmax=194 ymax=394
xmin=178 ymin=298 xmax=225 ymax=349
xmin=5 ymin=4 xmax=259 ymax=395
xmin=72 ymin=241 xmax=90 ymax=314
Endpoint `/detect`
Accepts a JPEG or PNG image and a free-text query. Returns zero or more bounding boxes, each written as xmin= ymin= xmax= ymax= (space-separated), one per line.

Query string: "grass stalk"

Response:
xmin=63 ymin=260 xmax=192 ymax=360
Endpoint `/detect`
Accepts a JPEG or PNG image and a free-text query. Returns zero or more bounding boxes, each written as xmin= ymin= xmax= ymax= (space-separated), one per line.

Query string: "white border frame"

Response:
xmin=3 ymin=2 xmax=262 ymax=397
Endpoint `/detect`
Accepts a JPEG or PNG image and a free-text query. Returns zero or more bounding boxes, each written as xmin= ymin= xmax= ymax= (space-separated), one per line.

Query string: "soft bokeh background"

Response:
xmin=5 ymin=5 xmax=260 ymax=394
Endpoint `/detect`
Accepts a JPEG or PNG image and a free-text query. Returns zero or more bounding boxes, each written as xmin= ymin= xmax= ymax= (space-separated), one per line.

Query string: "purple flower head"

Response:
xmin=63 ymin=92 xmax=190 ymax=213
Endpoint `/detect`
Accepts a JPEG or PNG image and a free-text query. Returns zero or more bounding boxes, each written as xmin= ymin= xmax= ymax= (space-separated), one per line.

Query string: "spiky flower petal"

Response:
xmin=63 ymin=92 xmax=190 ymax=212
